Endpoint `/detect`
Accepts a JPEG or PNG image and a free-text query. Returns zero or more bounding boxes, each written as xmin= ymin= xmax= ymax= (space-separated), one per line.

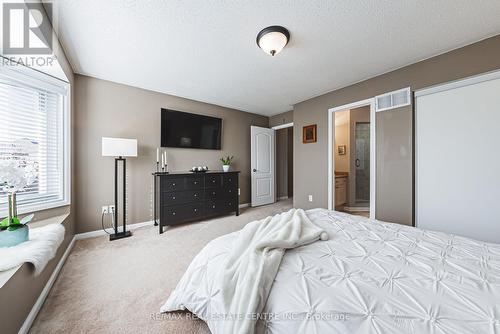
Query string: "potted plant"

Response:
xmin=220 ymin=155 xmax=234 ymax=172
xmin=0 ymin=207 xmax=33 ymax=248
xmin=0 ymin=139 xmax=37 ymax=247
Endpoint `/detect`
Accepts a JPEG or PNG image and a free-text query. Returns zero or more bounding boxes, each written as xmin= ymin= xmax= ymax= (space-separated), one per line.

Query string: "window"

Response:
xmin=0 ymin=64 xmax=70 ymax=215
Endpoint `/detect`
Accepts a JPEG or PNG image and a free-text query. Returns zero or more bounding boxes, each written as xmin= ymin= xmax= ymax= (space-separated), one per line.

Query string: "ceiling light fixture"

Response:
xmin=256 ymin=26 xmax=290 ymax=56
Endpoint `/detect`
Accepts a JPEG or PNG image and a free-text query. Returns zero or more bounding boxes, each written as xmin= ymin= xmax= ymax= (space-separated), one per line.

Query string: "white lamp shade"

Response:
xmin=102 ymin=137 xmax=137 ymax=157
xmin=258 ymin=31 xmax=288 ymax=56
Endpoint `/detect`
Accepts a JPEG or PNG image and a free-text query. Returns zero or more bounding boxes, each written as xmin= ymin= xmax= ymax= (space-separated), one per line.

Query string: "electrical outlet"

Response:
xmin=308 ymin=195 xmax=313 ymax=202
xmin=102 ymin=205 xmax=115 ymax=215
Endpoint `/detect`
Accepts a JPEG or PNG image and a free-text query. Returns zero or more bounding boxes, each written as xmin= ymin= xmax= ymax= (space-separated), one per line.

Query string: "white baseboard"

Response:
xmin=75 ymin=220 xmax=155 ymax=240
xmin=76 ymin=205 xmax=250 ymax=240
xmin=19 ymin=235 xmax=76 ymax=334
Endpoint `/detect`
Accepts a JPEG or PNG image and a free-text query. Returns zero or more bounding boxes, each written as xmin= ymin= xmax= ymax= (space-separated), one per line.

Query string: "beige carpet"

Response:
xmin=29 ymin=200 xmax=293 ymax=334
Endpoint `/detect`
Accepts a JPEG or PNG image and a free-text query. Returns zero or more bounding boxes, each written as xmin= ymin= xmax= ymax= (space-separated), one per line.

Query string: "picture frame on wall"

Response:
xmin=303 ymin=124 xmax=317 ymax=143
xmin=338 ymin=145 xmax=346 ymax=155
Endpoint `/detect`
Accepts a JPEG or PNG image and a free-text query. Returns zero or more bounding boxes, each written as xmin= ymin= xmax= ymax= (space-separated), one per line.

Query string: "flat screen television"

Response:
xmin=161 ymin=109 xmax=222 ymax=149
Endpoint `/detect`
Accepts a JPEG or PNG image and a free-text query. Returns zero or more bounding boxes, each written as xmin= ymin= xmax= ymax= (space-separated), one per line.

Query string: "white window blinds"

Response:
xmin=0 ymin=66 xmax=69 ymax=214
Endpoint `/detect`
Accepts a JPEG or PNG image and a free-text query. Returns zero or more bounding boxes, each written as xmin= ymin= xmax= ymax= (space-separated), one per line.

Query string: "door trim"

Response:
xmin=328 ymin=98 xmax=376 ymax=219
xmin=271 ymin=122 xmax=293 ymax=130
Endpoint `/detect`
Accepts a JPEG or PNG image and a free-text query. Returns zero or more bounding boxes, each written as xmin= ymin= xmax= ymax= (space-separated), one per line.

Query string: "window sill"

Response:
xmin=0 ymin=212 xmax=69 ymax=289
xmin=0 ymin=199 xmax=70 ymax=219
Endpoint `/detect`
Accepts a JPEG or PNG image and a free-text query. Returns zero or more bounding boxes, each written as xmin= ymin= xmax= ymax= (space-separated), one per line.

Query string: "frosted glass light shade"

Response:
xmin=102 ymin=137 xmax=137 ymax=157
xmin=257 ymin=26 xmax=290 ymax=56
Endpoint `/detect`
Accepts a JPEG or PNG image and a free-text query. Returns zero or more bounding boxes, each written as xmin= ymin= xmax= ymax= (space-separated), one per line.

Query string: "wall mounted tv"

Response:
xmin=161 ymin=109 xmax=222 ymax=150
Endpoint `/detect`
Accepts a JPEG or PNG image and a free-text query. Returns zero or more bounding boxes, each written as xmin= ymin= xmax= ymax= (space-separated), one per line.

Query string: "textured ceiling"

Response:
xmin=47 ymin=0 xmax=500 ymax=116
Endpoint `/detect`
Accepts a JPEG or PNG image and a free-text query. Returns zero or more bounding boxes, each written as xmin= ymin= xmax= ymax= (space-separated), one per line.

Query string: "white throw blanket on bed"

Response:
xmin=161 ymin=208 xmax=327 ymax=334
xmin=0 ymin=223 xmax=65 ymax=275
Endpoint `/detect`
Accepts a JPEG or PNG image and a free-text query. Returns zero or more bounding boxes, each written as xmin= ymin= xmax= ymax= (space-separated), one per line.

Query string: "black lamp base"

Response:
xmin=109 ymin=230 xmax=132 ymax=241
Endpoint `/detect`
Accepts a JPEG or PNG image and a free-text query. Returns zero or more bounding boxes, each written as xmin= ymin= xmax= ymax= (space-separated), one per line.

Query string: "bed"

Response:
xmin=161 ymin=209 xmax=500 ymax=334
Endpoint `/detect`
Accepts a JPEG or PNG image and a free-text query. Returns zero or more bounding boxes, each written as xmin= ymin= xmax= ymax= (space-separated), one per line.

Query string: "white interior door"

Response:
xmin=251 ymin=126 xmax=275 ymax=207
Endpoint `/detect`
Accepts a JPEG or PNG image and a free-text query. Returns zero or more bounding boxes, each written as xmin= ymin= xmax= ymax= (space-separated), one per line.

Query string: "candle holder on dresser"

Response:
xmin=157 ymin=148 xmax=168 ymax=173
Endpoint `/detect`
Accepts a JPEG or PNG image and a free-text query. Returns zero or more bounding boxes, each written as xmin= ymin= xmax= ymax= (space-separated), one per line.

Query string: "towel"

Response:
xmin=0 ymin=223 xmax=65 ymax=275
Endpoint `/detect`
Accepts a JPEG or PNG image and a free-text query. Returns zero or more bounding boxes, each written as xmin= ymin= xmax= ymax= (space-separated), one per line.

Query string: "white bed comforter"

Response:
xmin=162 ymin=209 xmax=327 ymax=333
xmin=162 ymin=209 xmax=500 ymax=334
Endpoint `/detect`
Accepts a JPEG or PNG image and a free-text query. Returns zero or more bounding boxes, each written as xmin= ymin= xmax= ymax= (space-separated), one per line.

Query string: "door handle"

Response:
xmin=253 ymin=169 xmax=257 ymax=172
xmin=355 ymin=159 xmax=360 ymax=167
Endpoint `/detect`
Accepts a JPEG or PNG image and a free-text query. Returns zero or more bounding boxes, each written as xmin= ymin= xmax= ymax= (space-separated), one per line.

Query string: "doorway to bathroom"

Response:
xmin=328 ymin=99 xmax=375 ymax=219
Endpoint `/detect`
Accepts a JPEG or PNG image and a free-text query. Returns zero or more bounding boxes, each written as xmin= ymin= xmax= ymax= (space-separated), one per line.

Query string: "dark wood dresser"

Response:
xmin=152 ymin=171 xmax=240 ymax=233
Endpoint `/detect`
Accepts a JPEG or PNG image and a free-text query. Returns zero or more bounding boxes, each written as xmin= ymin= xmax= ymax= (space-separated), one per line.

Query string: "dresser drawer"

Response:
xmin=161 ymin=203 xmax=204 ymax=225
xmin=206 ymin=187 xmax=236 ymax=200
xmin=206 ymin=188 xmax=221 ymax=200
xmin=222 ymin=187 xmax=237 ymax=198
xmin=161 ymin=177 xmax=185 ymax=192
xmin=224 ymin=199 xmax=237 ymax=211
xmin=222 ymin=174 xmax=237 ymax=188
xmin=205 ymin=199 xmax=237 ymax=215
xmin=161 ymin=189 xmax=204 ymax=206
xmin=185 ymin=175 xmax=204 ymax=190
xmin=205 ymin=174 xmax=222 ymax=188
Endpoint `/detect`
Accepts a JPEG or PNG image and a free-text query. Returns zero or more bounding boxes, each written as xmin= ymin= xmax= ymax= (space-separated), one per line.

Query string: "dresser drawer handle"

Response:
xmin=228 ymin=178 xmax=232 ymax=182
xmin=212 ymin=191 xmax=216 ymax=195
xmin=212 ymin=180 xmax=216 ymax=183
xmin=194 ymin=194 xmax=198 ymax=197
xmin=194 ymin=208 xmax=197 ymax=212
xmin=194 ymin=181 xmax=198 ymax=184
xmin=172 ymin=196 xmax=176 ymax=200
xmin=212 ymin=205 xmax=216 ymax=209
xmin=172 ymin=183 xmax=176 ymax=186
xmin=228 ymin=189 xmax=232 ymax=193
xmin=172 ymin=212 xmax=176 ymax=216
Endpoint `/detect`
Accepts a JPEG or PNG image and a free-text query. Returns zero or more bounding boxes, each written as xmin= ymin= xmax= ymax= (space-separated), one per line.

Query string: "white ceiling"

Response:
xmin=47 ymin=0 xmax=500 ymax=116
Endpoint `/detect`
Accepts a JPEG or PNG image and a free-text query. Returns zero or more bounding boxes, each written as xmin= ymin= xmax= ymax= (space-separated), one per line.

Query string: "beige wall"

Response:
xmin=293 ymin=35 xmax=500 ymax=223
xmin=269 ymin=110 xmax=293 ymax=127
xmin=74 ymin=75 xmax=268 ymax=233
xmin=276 ymin=128 xmax=289 ymax=198
xmin=287 ymin=127 xmax=293 ymax=198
